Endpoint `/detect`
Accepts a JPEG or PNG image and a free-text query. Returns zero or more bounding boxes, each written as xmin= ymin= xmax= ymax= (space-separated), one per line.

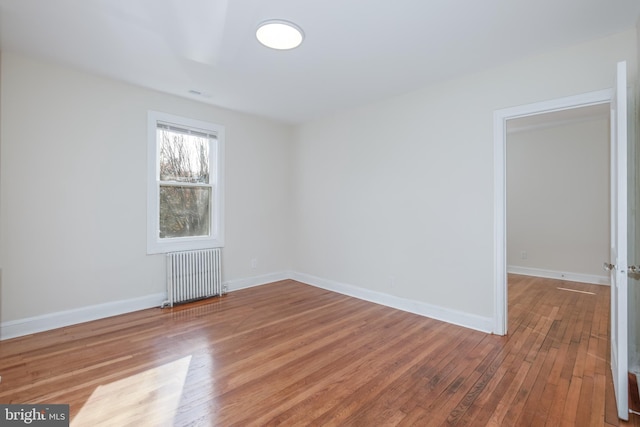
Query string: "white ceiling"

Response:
xmin=0 ymin=0 xmax=638 ymax=124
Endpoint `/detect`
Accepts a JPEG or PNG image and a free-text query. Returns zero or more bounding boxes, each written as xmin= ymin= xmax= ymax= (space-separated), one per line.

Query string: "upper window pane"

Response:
xmin=158 ymin=128 xmax=211 ymax=184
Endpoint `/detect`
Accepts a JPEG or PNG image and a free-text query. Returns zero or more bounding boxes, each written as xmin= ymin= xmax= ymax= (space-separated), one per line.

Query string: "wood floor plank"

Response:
xmin=0 ymin=276 xmax=638 ymax=425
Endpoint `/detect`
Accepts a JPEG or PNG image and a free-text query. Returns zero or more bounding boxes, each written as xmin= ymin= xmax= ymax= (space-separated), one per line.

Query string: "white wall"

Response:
xmin=293 ymin=29 xmax=638 ymax=327
xmin=506 ymin=117 xmax=610 ymax=283
xmin=0 ymin=52 xmax=293 ymax=327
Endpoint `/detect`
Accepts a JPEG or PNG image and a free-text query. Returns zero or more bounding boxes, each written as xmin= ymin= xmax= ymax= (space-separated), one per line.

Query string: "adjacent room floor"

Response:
xmin=0 ymin=275 xmax=638 ymax=425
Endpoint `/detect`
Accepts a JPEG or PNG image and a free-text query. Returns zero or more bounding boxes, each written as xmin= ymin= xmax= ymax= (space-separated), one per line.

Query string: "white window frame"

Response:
xmin=147 ymin=111 xmax=225 ymax=254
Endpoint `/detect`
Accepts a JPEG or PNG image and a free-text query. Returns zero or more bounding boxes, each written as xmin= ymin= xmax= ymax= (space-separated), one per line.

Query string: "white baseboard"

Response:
xmin=0 ymin=293 xmax=166 ymax=341
xmin=225 ymin=271 xmax=294 ymax=292
xmin=508 ymin=265 xmax=610 ymax=286
xmin=291 ymin=272 xmax=494 ymax=334
xmin=0 ymin=271 xmax=294 ymax=341
xmin=0 ymin=270 xmax=495 ymax=340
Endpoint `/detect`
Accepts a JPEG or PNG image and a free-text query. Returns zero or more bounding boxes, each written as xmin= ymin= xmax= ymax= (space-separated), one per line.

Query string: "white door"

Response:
xmin=608 ymin=60 xmax=629 ymax=421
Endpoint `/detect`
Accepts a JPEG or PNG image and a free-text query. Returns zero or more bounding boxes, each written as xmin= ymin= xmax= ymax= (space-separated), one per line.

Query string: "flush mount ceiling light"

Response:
xmin=256 ymin=20 xmax=304 ymax=50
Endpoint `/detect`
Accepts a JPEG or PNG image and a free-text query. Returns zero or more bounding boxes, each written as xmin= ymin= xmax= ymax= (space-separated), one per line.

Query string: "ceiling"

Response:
xmin=0 ymin=0 xmax=638 ymax=124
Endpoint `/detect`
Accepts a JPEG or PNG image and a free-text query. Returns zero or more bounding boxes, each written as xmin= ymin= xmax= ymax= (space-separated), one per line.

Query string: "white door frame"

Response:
xmin=493 ymin=89 xmax=612 ymax=335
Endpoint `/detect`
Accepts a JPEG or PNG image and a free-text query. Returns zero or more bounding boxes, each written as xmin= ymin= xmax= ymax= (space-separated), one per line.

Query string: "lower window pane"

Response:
xmin=159 ymin=186 xmax=211 ymax=238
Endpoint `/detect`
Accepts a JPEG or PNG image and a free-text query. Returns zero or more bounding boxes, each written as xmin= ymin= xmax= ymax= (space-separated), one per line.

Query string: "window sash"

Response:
xmin=158 ymin=181 xmax=212 ymax=188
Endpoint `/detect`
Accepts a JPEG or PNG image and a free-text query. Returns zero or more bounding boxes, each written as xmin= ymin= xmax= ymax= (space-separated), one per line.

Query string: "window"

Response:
xmin=147 ymin=111 xmax=224 ymax=254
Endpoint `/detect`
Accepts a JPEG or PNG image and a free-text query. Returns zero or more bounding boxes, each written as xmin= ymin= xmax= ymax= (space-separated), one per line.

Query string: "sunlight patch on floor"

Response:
xmin=71 ymin=355 xmax=191 ymax=426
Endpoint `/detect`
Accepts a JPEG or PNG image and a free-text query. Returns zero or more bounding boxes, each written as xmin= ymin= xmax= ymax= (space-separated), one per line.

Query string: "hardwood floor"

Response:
xmin=0 ymin=275 xmax=638 ymax=426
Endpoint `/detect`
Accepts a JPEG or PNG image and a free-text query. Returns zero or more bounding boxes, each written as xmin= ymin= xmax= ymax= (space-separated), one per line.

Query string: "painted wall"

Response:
xmin=506 ymin=117 xmax=610 ymax=282
xmin=292 ymin=29 xmax=638 ymax=325
xmin=0 ymin=52 xmax=293 ymax=324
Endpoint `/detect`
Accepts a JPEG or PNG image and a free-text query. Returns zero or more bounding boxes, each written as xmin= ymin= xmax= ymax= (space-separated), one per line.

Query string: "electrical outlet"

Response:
xmin=389 ymin=275 xmax=395 ymax=288
xmin=251 ymin=258 xmax=257 ymax=269
xmin=521 ymin=251 xmax=527 ymax=260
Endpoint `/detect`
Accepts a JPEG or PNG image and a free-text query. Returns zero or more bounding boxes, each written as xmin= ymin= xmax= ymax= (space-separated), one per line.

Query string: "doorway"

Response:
xmin=493 ymin=89 xmax=612 ymax=335
xmin=505 ymin=104 xmax=610 ymax=286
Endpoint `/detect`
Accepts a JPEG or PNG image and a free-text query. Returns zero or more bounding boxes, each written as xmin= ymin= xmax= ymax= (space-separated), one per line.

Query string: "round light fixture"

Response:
xmin=256 ymin=20 xmax=304 ymax=50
